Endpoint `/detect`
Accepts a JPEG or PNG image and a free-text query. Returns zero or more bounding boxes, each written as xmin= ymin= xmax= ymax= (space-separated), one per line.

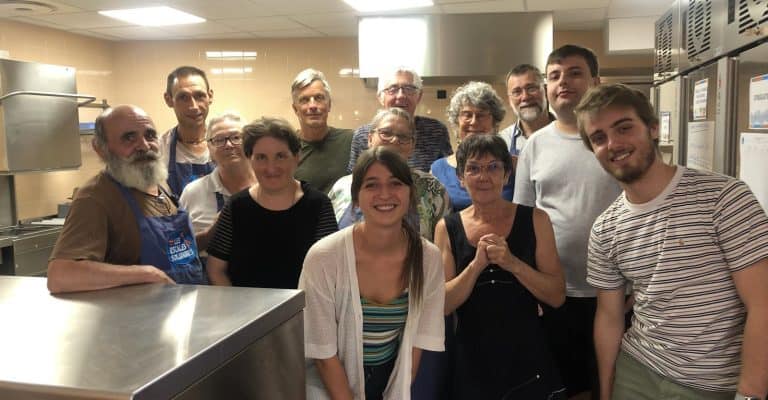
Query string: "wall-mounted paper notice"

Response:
xmin=693 ymin=78 xmax=708 ymax=121
xmin=687 ymin=121 xmax=715 ymax=171
xmin=660 ymin=111 xmax=671 ymax=142
xmin=749 ymin=74 xmax=768 ymax=129
xmin=740 ymin=132 xmax=768 ymax=212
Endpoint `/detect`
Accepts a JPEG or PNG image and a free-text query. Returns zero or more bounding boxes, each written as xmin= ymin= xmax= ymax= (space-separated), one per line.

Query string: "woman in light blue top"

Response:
xmin=430 ymin=81 xmax=514 ymax=212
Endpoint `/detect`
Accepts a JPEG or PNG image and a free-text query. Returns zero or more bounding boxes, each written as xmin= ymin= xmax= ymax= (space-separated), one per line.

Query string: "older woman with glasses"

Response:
xmin=430 ymin=81 xmax=514 ymax=212
xmin=206 ymin=117 xmax=338 ymax=288
xmin=328 ymin=108 xmax=450 ymax=241
xmin=435 ymin=134 xmax=566 ymax=399
xmin=179 ymin=112 xmax=255 ymax=253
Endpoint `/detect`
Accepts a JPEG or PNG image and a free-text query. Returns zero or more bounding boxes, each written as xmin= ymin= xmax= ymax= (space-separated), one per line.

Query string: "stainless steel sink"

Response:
xmin=0 ymin=225 xmax=62 ymax=276
xmin=0 ymin=225 xmax=59 ymax=237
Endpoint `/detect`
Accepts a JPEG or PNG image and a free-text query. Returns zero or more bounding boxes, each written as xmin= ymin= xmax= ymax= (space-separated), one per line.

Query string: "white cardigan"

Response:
xmin=299 ymin=226 xmax=445 ymax=400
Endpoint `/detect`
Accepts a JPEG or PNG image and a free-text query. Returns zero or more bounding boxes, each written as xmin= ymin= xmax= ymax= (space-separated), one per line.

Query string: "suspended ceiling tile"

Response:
xmin=86 ymin=25 xmax=179 ymax=40
xmin=526 ymin=0 xmax=609 ymax=12
xmin=184 ymin=32 xmax=259 ymax=40
xmin=289 ymin=12 xmax=358 ymax=29
xmin=54 ymin=0 xmax=167 ymax=12
xmin=314 ymin=25 xmax=358 ymax=37
xmin=13 ymin=11 xmax=130 ymax=29
xmin=158 ymin=21 xmax=241 ymax=36
xmin=250 ymin=28 xmax=324 ymax=38
xmin=220 ymin=16 xmax=307 ymax=31
xmin=442 ymin=0 xmax=525 ymax=14
xmin=258 ymin=0 xmax=353 ymax=14
xmin=165 ymin=0 xmax=279 ymax=20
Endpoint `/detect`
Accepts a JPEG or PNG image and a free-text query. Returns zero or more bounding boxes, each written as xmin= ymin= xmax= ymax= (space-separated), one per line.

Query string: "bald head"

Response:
xmin=94 ymin=105 xmax=154 ymax=148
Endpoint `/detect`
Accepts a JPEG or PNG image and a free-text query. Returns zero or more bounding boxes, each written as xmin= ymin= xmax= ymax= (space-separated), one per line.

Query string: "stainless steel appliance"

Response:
xmin=0 ymin=224 xmax=61 ymax=276
xmin=0 ymin=59 xmax=95 ymax=276
xmin=0 ymin=277 xmax=306 ymax=400
xmin=0 ymin=58 xmax=94 ymax=173
xmin=358 ymin=12 xmax=553 ymax=79
xmin=683 ymin=56 xmax=738 ymax=175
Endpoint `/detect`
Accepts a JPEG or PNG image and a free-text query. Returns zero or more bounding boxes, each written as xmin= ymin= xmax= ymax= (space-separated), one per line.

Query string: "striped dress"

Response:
xmin=361 ymin=292 xmax=409 ymax=366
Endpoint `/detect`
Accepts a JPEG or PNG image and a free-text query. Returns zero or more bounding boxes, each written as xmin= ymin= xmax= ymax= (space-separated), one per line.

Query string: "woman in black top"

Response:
xmin=206 ymin=117 xmax=338 ymax=288
xmin=433 ymin=134 xmax=566 ymax=399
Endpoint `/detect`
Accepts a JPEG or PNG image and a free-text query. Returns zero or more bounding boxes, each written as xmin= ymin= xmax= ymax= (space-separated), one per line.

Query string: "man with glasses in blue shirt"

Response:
xmin=499 ymin=64 xmax=556 ymax=161
xmin=347 ymin=66 xmax=452 ymax=173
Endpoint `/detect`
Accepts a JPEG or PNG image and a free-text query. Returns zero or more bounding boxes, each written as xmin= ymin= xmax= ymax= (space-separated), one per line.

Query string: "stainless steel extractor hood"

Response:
xmin=358 ymin=12 xmax=553 ymax=79
xmin=0 ymin=58 xmax=95 ymax=173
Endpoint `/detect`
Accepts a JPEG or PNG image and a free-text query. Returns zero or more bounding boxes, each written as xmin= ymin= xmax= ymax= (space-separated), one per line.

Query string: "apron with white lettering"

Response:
xmin=166 ymin=127 xmax=215 ymax=197
xmin=112 ymin=177 xmax=207 ymax=285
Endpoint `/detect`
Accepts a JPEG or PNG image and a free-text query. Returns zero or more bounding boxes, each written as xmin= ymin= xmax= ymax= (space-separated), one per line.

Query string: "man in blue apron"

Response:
xmin=48 ymin=105 xmax=207 ymax=294
xmin=161 ymin=66 xmax=215 ymax=198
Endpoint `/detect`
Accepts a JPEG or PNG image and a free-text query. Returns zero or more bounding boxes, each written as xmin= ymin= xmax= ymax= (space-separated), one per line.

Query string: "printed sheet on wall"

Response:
xmin=739 ymin=132 xmax=768 ymax=212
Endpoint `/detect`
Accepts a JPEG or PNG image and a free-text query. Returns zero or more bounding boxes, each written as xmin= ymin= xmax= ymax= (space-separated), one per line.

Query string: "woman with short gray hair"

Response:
xmin=430 ymin=81 xmax=513 ymax=212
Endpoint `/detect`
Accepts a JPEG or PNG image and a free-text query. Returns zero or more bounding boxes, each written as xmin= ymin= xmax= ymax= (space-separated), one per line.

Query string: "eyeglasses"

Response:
xmin=382 ymin=84 xmax=420 ymax=96
xmin=508 ymin=85 xmax=542 ymax=98
xmin=464 ymin=161 xmax=503 ymax=176
xmin=208 ymin=134 xmax=243 ymax=147
xmin=375 ymin=129 xmax=414 ymax=145
xmin=458 ymin=110 xmax=492 ymax=122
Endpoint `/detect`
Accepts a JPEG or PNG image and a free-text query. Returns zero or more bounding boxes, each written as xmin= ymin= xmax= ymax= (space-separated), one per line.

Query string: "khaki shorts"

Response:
xmin=612 ymin=351 xmax=734 ymax=400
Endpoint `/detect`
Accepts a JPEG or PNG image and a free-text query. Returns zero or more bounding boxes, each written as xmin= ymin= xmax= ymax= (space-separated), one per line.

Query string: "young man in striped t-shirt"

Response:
xmin=576 ymin=83 xmax=768 ymax=400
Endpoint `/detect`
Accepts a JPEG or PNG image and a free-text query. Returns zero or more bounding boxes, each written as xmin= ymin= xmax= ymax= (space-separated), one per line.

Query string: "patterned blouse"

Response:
xmin=328 ymin=170 xmax=451 ymax=241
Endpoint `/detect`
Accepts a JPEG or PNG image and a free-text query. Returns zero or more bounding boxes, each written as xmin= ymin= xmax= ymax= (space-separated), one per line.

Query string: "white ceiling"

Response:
xmin=0 ymin=0 xmax=674 ymax=41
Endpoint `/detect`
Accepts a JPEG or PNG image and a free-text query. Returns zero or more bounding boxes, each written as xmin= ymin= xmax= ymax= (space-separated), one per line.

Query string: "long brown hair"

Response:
xmin=351 ymin=147 xmax=424 ymax=305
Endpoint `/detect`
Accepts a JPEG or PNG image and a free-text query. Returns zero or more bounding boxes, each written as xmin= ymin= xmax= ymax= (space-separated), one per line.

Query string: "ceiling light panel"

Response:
xmin=98 ymin=6 xmax=205 ymax=27
xmin=343 ymin=0 xmax=433 ymax=12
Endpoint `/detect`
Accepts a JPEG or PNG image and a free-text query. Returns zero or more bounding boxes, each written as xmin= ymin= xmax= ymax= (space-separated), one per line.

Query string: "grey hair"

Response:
xmin=370 ymin=108 xmax=416 ymax=137
xmin=206 ymin=111 xmax=244 ymax=139
xmin=505 ymin=64 xmax=545 ymax=88
xmin=291 ymin=68 xmax=331 ymax=102
xmin=377 ymin=66 xmax=423 ymax=93
xmin=446 ymin=81 xmax=506 ymax=129
xmin=93 ymin=109 xmax=109 ymax=149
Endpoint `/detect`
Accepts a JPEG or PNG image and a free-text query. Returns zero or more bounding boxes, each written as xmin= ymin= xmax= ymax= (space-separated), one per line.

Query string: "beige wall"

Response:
xmin=1 ymin=21 xmax=653 ymax=220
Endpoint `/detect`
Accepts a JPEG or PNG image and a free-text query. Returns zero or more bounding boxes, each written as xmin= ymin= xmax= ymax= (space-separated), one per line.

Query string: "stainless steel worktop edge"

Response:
xmin=134 ymin=289 xmax=305 ymax=400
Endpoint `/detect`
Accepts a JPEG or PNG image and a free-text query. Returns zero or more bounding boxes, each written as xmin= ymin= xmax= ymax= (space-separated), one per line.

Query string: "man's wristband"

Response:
xmin=735 ymin=393 xmax=762 ymax=400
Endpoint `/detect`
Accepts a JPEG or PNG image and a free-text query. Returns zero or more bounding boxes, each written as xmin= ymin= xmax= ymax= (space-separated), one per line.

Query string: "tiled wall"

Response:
xmin=0 ymin=20 xmax=651 ymax=220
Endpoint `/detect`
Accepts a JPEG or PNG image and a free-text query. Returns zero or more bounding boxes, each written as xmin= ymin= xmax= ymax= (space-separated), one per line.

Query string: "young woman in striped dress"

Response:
xmin=300 ymin=147 xmax=446 ymax=400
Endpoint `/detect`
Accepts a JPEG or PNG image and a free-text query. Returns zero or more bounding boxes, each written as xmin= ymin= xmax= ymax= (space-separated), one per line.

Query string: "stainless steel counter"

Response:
xmin=0 ymin=277 xmax=305 ymax=399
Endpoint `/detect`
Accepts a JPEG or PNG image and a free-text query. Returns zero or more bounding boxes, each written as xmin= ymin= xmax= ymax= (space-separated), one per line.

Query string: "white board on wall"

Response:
xmin=739 ymin=132 xmax=768 ymax=212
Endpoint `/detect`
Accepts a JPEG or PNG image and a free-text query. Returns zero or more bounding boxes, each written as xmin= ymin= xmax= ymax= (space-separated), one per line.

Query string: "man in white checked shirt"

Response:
xmin=575 ymin=83 xmax=768 ymax=400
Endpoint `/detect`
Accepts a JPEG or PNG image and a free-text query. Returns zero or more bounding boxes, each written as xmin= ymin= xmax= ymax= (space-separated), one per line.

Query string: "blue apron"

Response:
xmin=215 ymin=192 xmax=225 ymax=211
xmin=166 ymin=127 xmax=215 ymax=198
xmin=112 ymin=177 xmax=208 ymax=285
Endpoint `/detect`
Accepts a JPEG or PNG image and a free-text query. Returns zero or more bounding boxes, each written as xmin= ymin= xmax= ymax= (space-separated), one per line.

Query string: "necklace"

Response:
xmin=178 ymin=137 xmax=206 ymax=145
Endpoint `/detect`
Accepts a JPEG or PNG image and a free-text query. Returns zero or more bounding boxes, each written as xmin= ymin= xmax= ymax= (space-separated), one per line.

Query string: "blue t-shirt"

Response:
xmin=430 ymin=157 xmax=514 ymax=212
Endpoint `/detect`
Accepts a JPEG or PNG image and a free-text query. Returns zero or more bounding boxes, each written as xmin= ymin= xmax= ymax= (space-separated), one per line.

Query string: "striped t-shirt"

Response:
xmin=587 ymin=166 xmax=768 ymax=391
xmin=361 ymin=292 xmax=409 ymax=366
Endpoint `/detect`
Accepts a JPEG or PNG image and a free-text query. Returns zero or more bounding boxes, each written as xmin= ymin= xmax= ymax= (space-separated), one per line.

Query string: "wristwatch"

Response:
xmin=735 ymin=393 xmax=762 ymax=400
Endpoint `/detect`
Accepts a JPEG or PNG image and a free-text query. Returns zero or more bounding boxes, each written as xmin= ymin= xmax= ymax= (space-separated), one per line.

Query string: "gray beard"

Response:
xmin=515 ymin=104 xmax=545 ymax=122
xmin=105 ymin=150 xmax=168 ymax=190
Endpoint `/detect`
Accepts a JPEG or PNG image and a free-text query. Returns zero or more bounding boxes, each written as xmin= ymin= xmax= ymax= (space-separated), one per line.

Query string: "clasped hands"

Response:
xmin=473 ymin=233 xmax=523 ymax=274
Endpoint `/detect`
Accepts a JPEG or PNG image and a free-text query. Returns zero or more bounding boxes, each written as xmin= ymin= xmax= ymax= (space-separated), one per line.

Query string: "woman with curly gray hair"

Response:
xmin=430 ymin=81 xmax=513 ymax=211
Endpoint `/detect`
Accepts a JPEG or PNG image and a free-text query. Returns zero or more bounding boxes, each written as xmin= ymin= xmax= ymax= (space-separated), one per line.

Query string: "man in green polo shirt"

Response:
xmin=291 ymin=68 xmax=353 ymax=194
